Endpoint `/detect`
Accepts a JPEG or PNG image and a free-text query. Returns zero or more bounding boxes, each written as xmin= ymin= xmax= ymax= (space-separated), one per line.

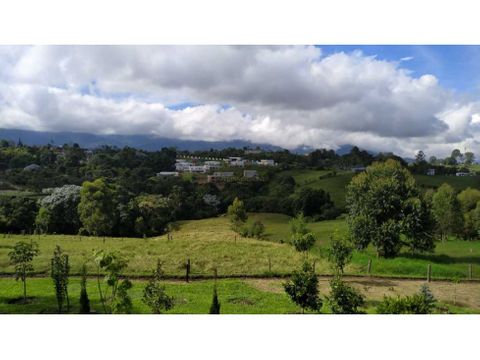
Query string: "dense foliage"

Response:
xmin=346 ymin=160 xmax=435 ymax=258
xmin=283 ymin=261 xmax=322 ymax=313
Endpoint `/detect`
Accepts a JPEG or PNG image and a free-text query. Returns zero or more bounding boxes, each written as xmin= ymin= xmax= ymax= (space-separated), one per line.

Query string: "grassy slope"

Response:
xmin=0 ymin=216 xmax=314 ymax=277
xmin=2 ymin=213 xmax=480 ymax=280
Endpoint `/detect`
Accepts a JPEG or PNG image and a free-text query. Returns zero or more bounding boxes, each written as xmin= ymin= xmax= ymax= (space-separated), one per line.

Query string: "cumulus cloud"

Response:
xmin=0 ymin=45 xmax=479 ymax=157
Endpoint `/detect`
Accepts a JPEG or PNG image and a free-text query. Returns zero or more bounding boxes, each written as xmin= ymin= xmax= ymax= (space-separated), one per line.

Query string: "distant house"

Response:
xmin=427 ymin=168 xmax=435 ymax=176
xmin=188 ymin=165 xmax=209 ymax=173
xmin=244 ymin=149 xmax=262 ymax=154
xmin=204 ymin=160 xmax=221 ymax=169
xmin=257 ymin=159 xmax=275 ymax=166
xmin=208 ymin=171 xmax=234 ymax=183
xmin=351 ymin=166 xmax=366 ymax=173
xmin=23 ymin=164 xmax=41 ymax=172
xmin=157 ymin=171 xmax=179 ymax=177
xmin=175 ymin=160 xmax=192 ymax=171
xmin=228 ymin=157 xmax=245 ymax=167
xmin=243 ymin=170 xmax=258 ymax=178
xmin=456 ymin=172 xmax=470 ymax=177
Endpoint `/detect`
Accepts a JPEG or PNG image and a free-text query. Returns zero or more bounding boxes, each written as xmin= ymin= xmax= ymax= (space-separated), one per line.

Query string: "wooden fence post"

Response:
xmin=185 ymin=258 xmax=191 ymax=283
xmin=427 ymin=264 xmax=431 ymax=282
xmin=469 ymin=264 xmax=473 ymax=280
xmin=268 ymin=257 xmax=272 ymax=273
xmin=367 ymin=259 xmax=372 ymax=276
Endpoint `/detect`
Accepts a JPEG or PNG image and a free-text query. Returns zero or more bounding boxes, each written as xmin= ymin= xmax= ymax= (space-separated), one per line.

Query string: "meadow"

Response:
xmin=1 ymin=213 xmax=480 ymax=281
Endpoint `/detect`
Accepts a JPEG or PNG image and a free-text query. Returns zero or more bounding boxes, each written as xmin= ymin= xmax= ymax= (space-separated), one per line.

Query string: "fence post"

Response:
xmin=185 ymin=258 xmax=191 ymax=283
xmin=427 ymin=264 xmax=431 ymax=282
xmin=268 ymin=257 xmax=272 ymax=273
xmin=235 ymin=235 xmax=237 ymax=245
xmin=469 ymin=264 xmax=473 ymax=280
xmin=367 ymin=259 xmax=372 ymax=276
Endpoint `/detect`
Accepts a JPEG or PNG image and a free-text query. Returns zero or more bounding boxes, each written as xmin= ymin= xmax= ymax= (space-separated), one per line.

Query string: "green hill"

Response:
xmin=282 ymin=169 xmax=480 ymax=210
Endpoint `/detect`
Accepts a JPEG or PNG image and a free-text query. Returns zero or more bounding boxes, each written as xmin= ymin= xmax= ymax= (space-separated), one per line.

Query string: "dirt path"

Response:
xmin=247 ymin=277 xmax=480 ymax=310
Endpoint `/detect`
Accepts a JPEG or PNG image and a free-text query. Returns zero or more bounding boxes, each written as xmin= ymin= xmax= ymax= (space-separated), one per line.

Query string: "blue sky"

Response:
xmin=321 ymin=45 xmax=480 ymax=94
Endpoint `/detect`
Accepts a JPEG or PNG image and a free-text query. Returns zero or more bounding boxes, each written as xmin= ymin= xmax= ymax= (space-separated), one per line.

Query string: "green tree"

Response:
xmin=290 ymin=213 xmax=316 ymax=253
xmin=457 ymin=188 xmax=480 ymax=238
xmin=79 ymin=264 xmax=90 ymax=314
xmin=78 ymin=179 xmax=116 ymax=236
xmin=327 ymin=276 xmax=365 ymax=314
xmin=327 ymin=229 xmax=353 ymax=274
xmin=451 ymin=149 xmax=462 ymax=161
xmin=464 ymin=151 xmax=475 ymax=165
xmin=112 ymin=279 xmax=133 ymax=314
xmin=283 ymin=261 xmax=322 ymax=313
xmin=142 ymin=260 xmax=174 ymax=314
xmin=431 ymin=183 xmax=463 ymax=241
xmin=346 ymin=159 xmax=434 ymax=258
xmin=227 ymin=197 xmax=248 ymax=232
xmin=209 ymin=286 xmax=221 ymax=314
xmin=51 ymin=245 xmax=70 ymax=313
xmin=93 ymin=250 xmax=130 ymax=313
xmin=8 ymin=241 xmax=39 ymax=302
xmin=415 ymin=150 xmax=426 ymax=163
xmin=133 ymin=194 xmax=173 ymax=236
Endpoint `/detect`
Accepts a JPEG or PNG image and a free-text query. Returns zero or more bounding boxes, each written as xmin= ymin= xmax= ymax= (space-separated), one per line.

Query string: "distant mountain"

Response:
xmin=0 ymin=128 xmax=282 ymax=152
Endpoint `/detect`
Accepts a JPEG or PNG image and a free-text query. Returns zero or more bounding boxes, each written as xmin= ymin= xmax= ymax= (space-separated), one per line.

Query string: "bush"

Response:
xmin=79 ymin=264 xmax=90 ymax=314
xmin=327 ymin=277 xmax=365 ymax=314
xmin=283 ymin=261 xmax=322 ymax=313
xmin=240 ymin=220 xmax=266 ymax=239
xmin=376 ymin=284 xmax=436 ymax=314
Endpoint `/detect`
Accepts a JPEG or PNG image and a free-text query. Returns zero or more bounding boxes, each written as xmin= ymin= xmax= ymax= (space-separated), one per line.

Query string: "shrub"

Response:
xmin=327 ymin=277 xmax=365 ymax=314
xmin=376 ymin=284 xmax=436 ymax=314
xmin=79 ymin=264 xmax=90 ymax=314
xmin=283 ymin=261 xmax=322 ymax=313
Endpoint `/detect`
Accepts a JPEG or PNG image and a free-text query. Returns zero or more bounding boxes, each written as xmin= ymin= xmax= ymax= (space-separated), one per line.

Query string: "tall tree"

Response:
xmin=431 ymin=183 xmax=463 ymax=241
xmin=415 ymin=150 xmax=426 ymax=163
xmin=8 ymin=241 xmax=39 ymax=302
xmin=227 ymin=197 xmax=248 ymax=232
xmin=346 ymin=159 xmax=434 ymax=258
xmin=464 ymin=151 xmax=475 ymax=165
xmin=78 ymin=178 xmax=116 ymax=236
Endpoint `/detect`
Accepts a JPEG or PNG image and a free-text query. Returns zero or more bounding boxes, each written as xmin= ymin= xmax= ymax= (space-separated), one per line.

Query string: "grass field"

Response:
xmin=0 ymin=215 xmax=314 ymax=277
xmin=0 ymin=276 xmax=477 ymax=314
xmin=2 ymin=213 xmax=480 ymax=281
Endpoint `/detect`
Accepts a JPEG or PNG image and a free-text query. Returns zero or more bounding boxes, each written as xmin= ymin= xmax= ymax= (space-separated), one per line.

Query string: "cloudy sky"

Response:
xmin=1 ymin=45 xmax=480 ymax=157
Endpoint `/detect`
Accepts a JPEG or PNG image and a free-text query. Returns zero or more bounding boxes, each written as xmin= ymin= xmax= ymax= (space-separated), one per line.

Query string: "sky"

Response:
xmin=1 ymin=45 xmax=480 ymax=158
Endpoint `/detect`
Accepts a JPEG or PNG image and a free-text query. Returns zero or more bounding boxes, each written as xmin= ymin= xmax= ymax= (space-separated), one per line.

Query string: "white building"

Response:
xmin=204 ymin=160 xmax=221 ymax=169
xmin=175 ymin=159 xmax=192 ymax=171
xmin=189 ymin=165 xmax=209 ymax=173
xmin=228 ymin=156 xmax=245 ymax=167
xmin=257 ymin=159 xmax=275 ymax=166
xmin=456 ymin=172 xmax=470 ymax=177
xmin=243 ymin=170 xmax=258 ymax=178
xmin=157 ymin=171 xmax=179 ymax=177
xmin=426 ymin=169 xmax=435 ymax=176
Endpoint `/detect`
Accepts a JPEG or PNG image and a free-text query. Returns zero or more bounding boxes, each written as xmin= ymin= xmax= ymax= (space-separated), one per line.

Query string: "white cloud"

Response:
xmin=0 ymin=45 xmax=479 ymax=157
